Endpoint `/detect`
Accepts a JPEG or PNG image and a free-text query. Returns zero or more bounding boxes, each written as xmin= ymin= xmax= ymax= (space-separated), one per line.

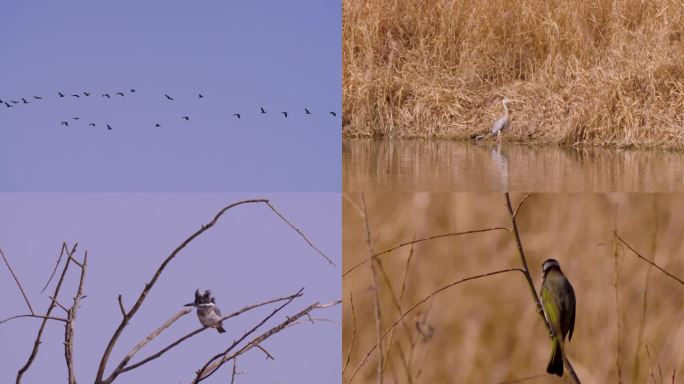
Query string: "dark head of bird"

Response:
xmin=184 ymin=289 xmax=212 ymax=307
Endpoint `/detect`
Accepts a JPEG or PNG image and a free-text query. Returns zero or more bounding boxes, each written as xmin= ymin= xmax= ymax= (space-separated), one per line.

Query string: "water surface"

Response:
xmin=343 ymin=139 xmax=684 ymax=191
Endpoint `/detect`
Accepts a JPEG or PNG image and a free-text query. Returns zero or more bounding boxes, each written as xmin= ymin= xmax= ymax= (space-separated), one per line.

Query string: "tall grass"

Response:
xmin=343 ymin=0 xmax=684 ymax=148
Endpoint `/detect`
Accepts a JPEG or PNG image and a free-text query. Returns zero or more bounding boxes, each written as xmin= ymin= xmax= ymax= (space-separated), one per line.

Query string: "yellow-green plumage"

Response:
xmin=540 ymin=260 xmax=576 ymax=377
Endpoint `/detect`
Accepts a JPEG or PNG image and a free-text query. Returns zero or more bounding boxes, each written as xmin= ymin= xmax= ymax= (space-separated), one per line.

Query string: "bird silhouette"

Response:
xmin=182 ymin=116 xmax=190 ymax=121
xmin=107 ymin=124 xmax=112 ymax=130
xmin=233 ymin=113 xmax=241 ymax=119
xmin=4 ymin=102 xmax=11 ymax=108
xmin=33 ymin=96 xmax=42 ymax=100
xmin=155 ymin=123 xmax=161 ymax=127
xmin=71 ymin=94 xmax=80 ymax=98
xmin=130 ymin=89 xmax=136 ymax=93
xmin=102 ymin=93 xmax=111 ymax=98
xmin=165 ymin=94 xmax=174 ymax=101
xmin=281 ymin=112 xmax=288 ymax=118
xmin=83 ymin=92 xmax=91 ymax=96
xmin=329 ymin=111 xmax=337 ymax=117
xmin=305 ymin=108 xmax=311 ymax=114
xmin=58 ymin=92 xmax=65 ymax=97
xmin=10 ymin=100 xmax=18 ymax=104
xmin=260 ymin=107 xmax=266 ymax=114
xmin=89 ymin=123 xmax=96 ymax=127
xmin=21 ymin=98 xmax=28 ymax=104
xmin=61 ymin=121 xmax=69 ymax=127
xmin=116 ymin=92 xmax=124 ymax=97
xmin=198 ymin=93 xmax=204 ymax=98
xmin=73 ymin=117 xmax=80 ymax=120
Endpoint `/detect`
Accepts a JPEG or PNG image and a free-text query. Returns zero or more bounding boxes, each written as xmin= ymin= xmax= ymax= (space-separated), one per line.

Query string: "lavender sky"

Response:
xmin=0 ymin=1 xmax=341 ymax=191
xmin=0 ymin=194 xmax=341 ymax=383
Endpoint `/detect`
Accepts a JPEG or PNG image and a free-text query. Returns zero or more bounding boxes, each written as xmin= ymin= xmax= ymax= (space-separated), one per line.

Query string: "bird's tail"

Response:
xmin=216 ymin=323 xmax=226 ymax=334
xmin=546 ymin=337 xmax=564 ymax=377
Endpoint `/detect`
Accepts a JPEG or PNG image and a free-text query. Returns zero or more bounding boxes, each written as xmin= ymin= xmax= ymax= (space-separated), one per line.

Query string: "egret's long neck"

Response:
xmin=502 ymin=102 xmax=509 ymax=116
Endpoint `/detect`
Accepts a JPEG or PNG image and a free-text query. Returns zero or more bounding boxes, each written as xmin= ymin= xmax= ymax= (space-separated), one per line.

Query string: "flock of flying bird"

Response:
xmin=0 ymin=89 xmax=338 ymax=130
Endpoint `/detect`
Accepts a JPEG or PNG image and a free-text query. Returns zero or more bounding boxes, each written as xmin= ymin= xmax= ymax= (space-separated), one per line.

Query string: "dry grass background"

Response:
xmin=342 ymin=193 xmax=684 ymax=383
xmin=343 ymin=0 xmax=684 ymax=148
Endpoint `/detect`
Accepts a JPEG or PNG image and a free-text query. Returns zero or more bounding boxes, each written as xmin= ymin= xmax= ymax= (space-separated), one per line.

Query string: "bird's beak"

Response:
xmin=184 ymin=302 xmax=195 ymax=307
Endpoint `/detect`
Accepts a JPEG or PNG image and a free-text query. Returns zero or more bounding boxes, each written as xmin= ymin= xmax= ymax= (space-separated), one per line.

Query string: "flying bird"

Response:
xmin=21 ymin=98 xmax=28 ymax=104
xmin=329 ymin=111 xmax=337 ymax=117
xmin=233 ymin=113 xmax=241 ymax=119
xmin=165 ymin=94 xmax=174 ymax=101
xmin=33 ymin=96 xmax=42 ymax=100
xmin=4 ymin=102 xmax=11 ymax=108
xmin=89 ymin=123 xmax=96 ymax=127
xmin=182 ymin=116 xmax=190 ymax=121
xmin=281 ymin=112 xmax=288 ymax=118
xmin=130 ymin=89 xmax=136 ymax=93
xmin=305 ymin=108 xmax=311 ymax=114
xmin=10 ymin=100 xmax=18 ymax=104
xmin=155 ymin=123 xmax=161 ymax=127
xmin=107 ymin=124 xmax=112 ymax=130
xmin=60 ymin=121 xmax=69 ymax=127
xmin=72 ymin=117 xmax=80 ymax=120
xmin=116 ymin=92 xmax=125 ymax=97
xmin=83 ymin=92 xmax=91 ymax=96
xmin=102 ymin=93 xmax=111 ymax=98
xmin=260 ymin=107 xmax=266 ymax=114
xmin=198 ymin=93 xmax=204 ymax=98
xmin=58 ymin=92 xmax=65 ymax=97
xmin=71 ymin=94 xmax=80 ymax=98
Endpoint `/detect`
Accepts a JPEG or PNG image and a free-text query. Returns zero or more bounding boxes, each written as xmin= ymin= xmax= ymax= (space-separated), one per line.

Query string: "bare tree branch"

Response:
xmin=343 ymin=227 xmax=510 ymax=277
xmin=342 ymin=293 xmax=357 ymax=376
xmin=0 ymin=314 xmax=68 ymax=324
xmin=41 ymin=242 xmax=70 ymax=293
xmin=65 ymin=250 xmax=88 ymax=384
xmin=614 ymin=232 xmax=684 ymax=285
xmin=16 ymin=243 xmax=78 ymax=384
xmin=0 ymin=246 xmax=35 ymax=315
xmin=117 ymin=295 xmax=126 ymax=318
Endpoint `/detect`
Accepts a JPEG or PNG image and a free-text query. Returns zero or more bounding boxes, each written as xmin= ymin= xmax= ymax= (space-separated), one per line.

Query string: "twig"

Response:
xmin=117 ymin=295 xmax=126 ymax=317
xmin=230 ymin=359 xmax=238 ymax=384
xmin=120 ymin=290 xmax=304 ymax=374
xmin=49 ymin=296 xmax=70 ymax=313
xmin=254 ymin=344 xmax=275 ymax=360
xmin=361 ymin=194 xmax=384 ymax=384
xmin=65 ymin=250 xmax=88 ymax=384
xmin=41 ymin=242 xmax=71 ymax=293
xmin=16 ymin=243 xmax=77 ymax=383
xmin=343 ymin=227 xmax=510 ymax=277
xmin=0 ymin=246 xmax=35 ymax=315
xmin=348 ymin=268 xmax=524 ymax=384
xmin=504 ymin=193 xmax=581 ymax=384
xmin=614 ymin=232 xmax=684 ymax=285
xmin=342 ymin=292 xmax=357 ymax=376
xmin=0 ymin=314 xmax=68 ymax=324
xmin=512 ymin=193 xmax=533 ymax=219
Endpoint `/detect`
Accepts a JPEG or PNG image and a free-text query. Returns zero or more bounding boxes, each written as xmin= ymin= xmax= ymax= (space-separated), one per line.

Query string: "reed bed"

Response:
xmin=343 ymin=0 xmax=684 ymax=149
xmin=342 ymin=193 xmax=684 ymax=383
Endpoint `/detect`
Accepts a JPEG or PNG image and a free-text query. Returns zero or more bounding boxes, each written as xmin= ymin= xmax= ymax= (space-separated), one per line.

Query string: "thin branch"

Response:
xmin=194 ymin=300 xmax=340 ymax=382
xmin=348 ymin=268 xmax=524 ymax=384
xmin=614 ymin=232 xmax=684 ymax=286
xmin=361 ymin=194 xmax=384 ymax=384
xmin=504 ymin=193 xmax=580 ymax=384
xmin=230 ymin=359 xmax=238 ymax=384
xmin=0 ymin=246 xmax=35 ymax=315
xmin=193 ymin=288 xmax=305 ymax=382
xmin=342 ymin=293 xmax=357 ymax=376
xmin=120 ymin=290 xmax=304 ymax=374
xmin=254 ymin=344 xmax=275 ymax=360
xmin=0 ymin=314 xmax=68 ymax=324
xmin=512 ymin=193 xmax=533 ymax=219
xmin=65 ymin=250 xmax=88 ymax=384
xmin=264 ymin=201 xmax=336 ymax=267
xmin=17 ymin=243 xmax=77 ymax=383
xmin=117 ymin=295 xmax=126 ymax=317
xmin=342 ymin=227 xmax=510 ymax=277
xmin=48 ymin=296 xmax=70 ymax=313
xmin=41 ymin=242 xmax=71 ymax=293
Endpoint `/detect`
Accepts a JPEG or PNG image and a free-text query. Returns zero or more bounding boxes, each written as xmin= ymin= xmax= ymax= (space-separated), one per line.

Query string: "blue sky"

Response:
xmin=0 ymin=1 xmax=341 ymax=191
xmin=0 ymin=193 xmax=341 ymax=383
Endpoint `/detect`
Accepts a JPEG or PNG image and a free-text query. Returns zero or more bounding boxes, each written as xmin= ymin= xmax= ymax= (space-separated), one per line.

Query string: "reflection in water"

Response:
xmin=343 ymin=139 xmax=684 ymax=191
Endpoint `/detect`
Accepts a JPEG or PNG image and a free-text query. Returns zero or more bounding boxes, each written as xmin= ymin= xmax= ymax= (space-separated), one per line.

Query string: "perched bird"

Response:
xmin=102 ymin=93 xmax=111 ymax=99
xmin=491 ymin=97 xmax=512 ymax=142
xmin=260 ymin=107 xmax=266 ymax=114
xmin=33 ymin=96 xmax=42 ymax=100
xmin=304 ymin=108 xmax=311 ymax=114
xmin=60 ymin=121 xmax=69 ymax=127
xmin=89 ymin=123 xmax=96 ymax=127
xmin=198 ymin=93 xmax=204 ymax=98
xmin=184 ymin=289 xmax=226 ymax=333
xmin=83 ymin=92 xmax=91 ymax=96
xmin=540 ymin=258 xmax=576 ymax=377
xmin=233 ymin=113 xmax=241 ymax=119
xmin=329 ymin=111 xmax=336 ymax=117
xmin=182 ymin=116 xmax=190 ymax=121
xmin=107 ymin=124 xmax=112 ymax=130
xmin=116 ymin=92 xmax=125 ymax=97
xmin=21 ymin=98 xmax=28 ymax=104
xmin=58 ymin=92 xmax=65 ymax=97
xmin=165 ymin=94 xmax=174 ymax=101
xmin=281 ymin=112 xmax=288 ymax=118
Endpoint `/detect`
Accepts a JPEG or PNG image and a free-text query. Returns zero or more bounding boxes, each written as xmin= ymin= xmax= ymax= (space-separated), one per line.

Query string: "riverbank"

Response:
xmin=342 ymin=0 xmax=684 ymax=149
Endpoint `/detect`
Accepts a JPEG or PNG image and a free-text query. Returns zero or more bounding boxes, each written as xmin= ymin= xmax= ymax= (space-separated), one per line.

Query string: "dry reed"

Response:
xmin=343 ymin=0 xmax=684 ymax=149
